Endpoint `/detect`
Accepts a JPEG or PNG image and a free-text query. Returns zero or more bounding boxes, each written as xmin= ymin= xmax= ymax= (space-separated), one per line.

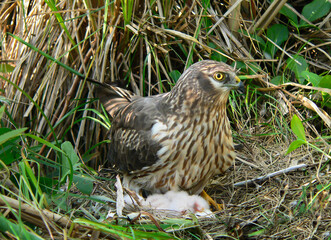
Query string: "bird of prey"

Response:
xmin=95 ymin=60 xmax=245 ymax=197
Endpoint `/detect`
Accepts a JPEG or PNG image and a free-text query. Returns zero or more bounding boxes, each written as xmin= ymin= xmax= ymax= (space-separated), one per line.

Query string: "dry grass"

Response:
xmin=1 ymin=0 xmax=330 ymax=239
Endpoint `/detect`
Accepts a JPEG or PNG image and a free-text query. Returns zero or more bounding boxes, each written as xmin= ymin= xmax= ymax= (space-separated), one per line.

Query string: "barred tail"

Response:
xmin=93 ymin=83 xmax=136 ymax=119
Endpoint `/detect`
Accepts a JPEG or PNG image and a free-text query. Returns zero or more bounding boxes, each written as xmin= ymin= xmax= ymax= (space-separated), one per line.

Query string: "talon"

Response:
xmin=201 ymin=190 xmax=223 ymax=211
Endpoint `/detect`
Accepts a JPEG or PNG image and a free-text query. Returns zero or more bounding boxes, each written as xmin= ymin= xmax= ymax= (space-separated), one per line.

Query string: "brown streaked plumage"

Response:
xmin=95 ymin=60 xmax=245 ymax=195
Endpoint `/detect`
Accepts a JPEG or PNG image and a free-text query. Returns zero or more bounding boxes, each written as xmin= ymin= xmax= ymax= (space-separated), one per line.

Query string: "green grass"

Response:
xmin=1 ymin=0 xmax=330 ymax=238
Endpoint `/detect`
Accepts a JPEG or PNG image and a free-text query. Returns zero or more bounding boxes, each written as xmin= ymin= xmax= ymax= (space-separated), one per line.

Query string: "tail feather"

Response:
xmin=92 ymin=81 xmax=136 ymax=119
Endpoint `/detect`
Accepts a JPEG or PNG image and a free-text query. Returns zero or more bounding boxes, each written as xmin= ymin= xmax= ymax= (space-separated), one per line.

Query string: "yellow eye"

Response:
xmin=213 ymin=72 xmax=224 ymax=81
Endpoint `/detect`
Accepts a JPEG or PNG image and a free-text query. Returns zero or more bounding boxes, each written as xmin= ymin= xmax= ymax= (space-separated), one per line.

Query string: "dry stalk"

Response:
xmin=249 ymin=0 xmax=288 ymax=35
xmin=0 ymin=195 xmax=75 ymax=230
xmin=234 ymin=163 xmax=307 ymax=187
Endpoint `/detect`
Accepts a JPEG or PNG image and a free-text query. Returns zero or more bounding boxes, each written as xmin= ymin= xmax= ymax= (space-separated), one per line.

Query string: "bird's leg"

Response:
xmin=200 ymin=190 xmax=223 ymax=211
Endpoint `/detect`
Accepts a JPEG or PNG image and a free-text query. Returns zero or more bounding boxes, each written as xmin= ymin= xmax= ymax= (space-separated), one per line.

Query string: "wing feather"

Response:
xmin=94 ymin=84 xmax=137 ymax=118
xmin=95 ymin=85 xmax=168 ymax=172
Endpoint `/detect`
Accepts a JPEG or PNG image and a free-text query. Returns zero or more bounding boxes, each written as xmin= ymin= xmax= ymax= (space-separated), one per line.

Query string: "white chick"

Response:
xmin=143 ymin=193 xmax=170 ymax=209
xmin=188 ymin=195 xmax=213 ymax=217
xmin=124 ymin=190 xmax=213 ymax=216
xmin=168 ymin=193 xmax=211 ymax=214
xmin=144 ymin=191 xmax=212 ymax=216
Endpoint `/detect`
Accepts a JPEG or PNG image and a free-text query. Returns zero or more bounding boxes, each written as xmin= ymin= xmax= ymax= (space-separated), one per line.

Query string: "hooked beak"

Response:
xmin=225 ymin=76 xmax=245 ymax=94
xmin=235 ymin=76 xmax=245 ymax=94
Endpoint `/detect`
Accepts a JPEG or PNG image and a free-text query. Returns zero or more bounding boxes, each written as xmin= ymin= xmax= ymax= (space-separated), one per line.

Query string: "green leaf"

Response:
xmin=73 ymin=174 xmax=94 ymax=195
xmin=39 ymin=176 xmax=58 ymax=193
xmin=291 ymin=115 xmax=306 ymax=140
xmin=271 ymin=76 xmax=283 ymax=85
xmin=286 ymin=139 xmax=306 ymax=155
xmin=169 ymin=70 xmax=181 ymax=82
xmin=248 ymin=62 xmax=262 ymax=75
xmin=319 ymin=75 xmax=331 ymax=89
xmin=162 ymin=218 xmax=197 ymax=231
xmin=0 ymin=215 xmax=44 ymax=240
xmin=231 ymin=61 xmax=246 ymax=71
xmin=265 ymin=24 xmax=289 ymax=58
xmin=0 ymin=63 xmax=15 ymax=73
xmin=210 ymin=51 xmax=228 ymax=63
xmin=247 ymin=229 xmax=266 ymax=237
xmin=89 ymin=195 xmax=116 ymax=203
xmin=44 ymin=0 xmax=76 ymax=46
xmin=0 ymin=96 xmax=11 ymax=105
xmin=25 ymin=133 xmax=64 ymax=153
xmin=267 ymin=24 xmax=289 ymax=46
xmin=61 ymin=141 xmax=80 ymax=176
xmin=316 ymin=184 xmax=323 ymax=191
xmin=300 ymin=0 xmax=331 ymax=26
xmin=209 ymin=42 xmax=228 ymax=63
xmin=301 ymin=71 xmax=322 ymax=86
xmin=280 ymin=3 xmax=298 ymax=25
xmin=0 ymin=128 xmax=21 ymax=166
xmin=0 ymin=128 xmax=27 ymax=146
xmin=121 ymin=0 xmax=134 ymax=25
xmin=74 ymin=218 xmax=174 ymax=239
xmin=286 ymin=56 xmax=308 ymax=84
xmin=299 ymin=203 xmax=306 ymax=214
xmin=201 ymin=0 xmax=211 ymax=8
xmin=0 ymin=105 xmax=5 ymax=120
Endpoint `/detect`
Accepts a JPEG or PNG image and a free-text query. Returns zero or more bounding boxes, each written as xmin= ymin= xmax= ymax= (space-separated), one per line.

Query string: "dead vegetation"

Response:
xmin=0 ymin=0 xmax=330 ymax=239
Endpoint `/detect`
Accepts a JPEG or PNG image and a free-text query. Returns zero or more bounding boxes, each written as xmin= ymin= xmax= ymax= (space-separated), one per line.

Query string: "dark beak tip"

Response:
xmin=237 ymin=82 xmax=246 ymax=94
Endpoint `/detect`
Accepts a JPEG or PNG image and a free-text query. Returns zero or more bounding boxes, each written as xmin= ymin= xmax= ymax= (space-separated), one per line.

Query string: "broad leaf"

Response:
xmin=271 ymin=76 xmax=283 ymax=85
xmin=301 ymin=71 xmax=321 ymax=86
xmin=319 ymin=75 xmax=331 ymax=89
xmin=73 ymin=174 xmax=94 ymax=195
xmin=286 ymin=139 xmax=306 ymax=155
xmin=286 ymin=56 xmax=308 ymax=84
xmin=280 ymin=4 xmax=298 ymax=25
xmin=265 ymin=24 xmax=289 ymax=58
xmin=232 ymin=61 xmax=246 ymax=71
xmin=291 ymin=115 xmax=306 ymax=141
xmin=61 ymin=141 xmax=80 ymax=177
xmin=300 ymin=0 xmax=331 ymax=26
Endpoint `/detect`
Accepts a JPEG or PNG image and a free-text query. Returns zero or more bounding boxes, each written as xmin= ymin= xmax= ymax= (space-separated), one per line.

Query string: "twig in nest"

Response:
xmin=234 ymin=164 xmax=307 ymax=187
xmin=140 ymin=211 xmax=165 ymax=232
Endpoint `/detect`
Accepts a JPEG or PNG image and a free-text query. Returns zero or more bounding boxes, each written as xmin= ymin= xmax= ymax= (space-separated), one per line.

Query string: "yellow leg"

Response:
xmin=201 ymin=190 xmax=223 ymax=211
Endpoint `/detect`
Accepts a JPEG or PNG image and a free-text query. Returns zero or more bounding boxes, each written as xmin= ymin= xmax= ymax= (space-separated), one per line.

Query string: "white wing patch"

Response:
xmin=151 ymin=121 xmax=171 ymax=158
xmin=151 ymin=121 xmax=167 ymax=137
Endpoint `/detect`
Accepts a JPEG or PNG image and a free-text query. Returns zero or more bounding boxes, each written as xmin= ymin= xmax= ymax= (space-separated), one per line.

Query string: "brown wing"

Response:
xmin=94 ymin=84 xmax=168 ymax=173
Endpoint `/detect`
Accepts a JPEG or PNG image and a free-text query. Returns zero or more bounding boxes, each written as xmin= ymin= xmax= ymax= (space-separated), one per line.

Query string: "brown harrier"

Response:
xmin=95 ymin=60 xmax=244 ymax=197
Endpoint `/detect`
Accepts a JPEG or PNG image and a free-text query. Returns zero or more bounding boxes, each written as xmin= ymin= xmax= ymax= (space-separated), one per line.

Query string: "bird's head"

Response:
xmin=165 ymin=60 xmax=245 ymax=111
xmin=192 ymin=60 xmax=245 ymax=95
